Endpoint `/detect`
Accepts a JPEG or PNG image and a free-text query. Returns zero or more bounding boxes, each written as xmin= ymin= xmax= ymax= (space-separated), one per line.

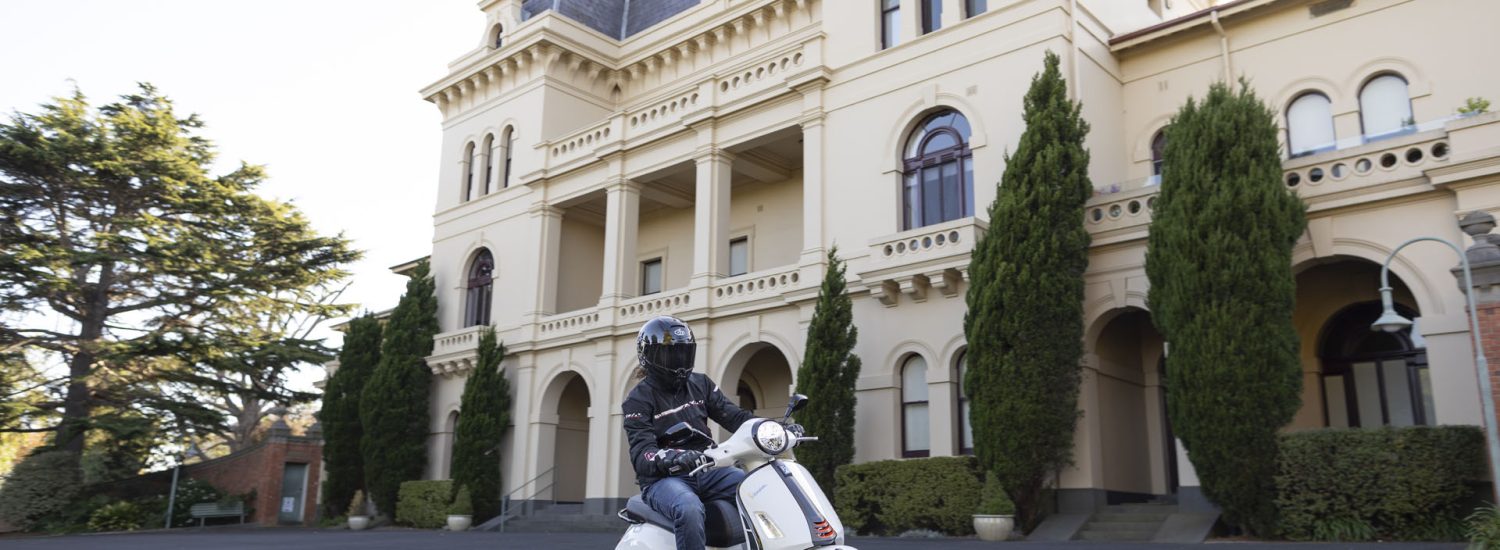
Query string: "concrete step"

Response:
xmin=1103 ymin=504 xmax=1178 ymax=514
xmin=1077 ymin=529 xmax=1156 ymax=541
xmin=1081 ymin=521 xmax=1162 ymax=532
xmin=1090 ymin=512 xmax=1173 ymax=522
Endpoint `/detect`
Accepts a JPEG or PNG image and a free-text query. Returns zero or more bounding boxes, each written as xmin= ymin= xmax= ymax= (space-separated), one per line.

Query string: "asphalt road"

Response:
xmin=0 ymin=528 xmax=1470 ymax=549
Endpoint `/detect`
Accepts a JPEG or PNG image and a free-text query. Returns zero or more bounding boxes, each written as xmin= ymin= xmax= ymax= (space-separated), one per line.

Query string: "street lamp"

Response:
xmin=1375 ymin=233 xmax=1500 ymax=501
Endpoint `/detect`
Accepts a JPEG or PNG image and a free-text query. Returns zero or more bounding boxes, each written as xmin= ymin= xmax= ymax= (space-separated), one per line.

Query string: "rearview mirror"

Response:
xmin=783 ymin=394 xmax=808 ymax=421
xmin=659 ymin=421 xmax=714 ymax=448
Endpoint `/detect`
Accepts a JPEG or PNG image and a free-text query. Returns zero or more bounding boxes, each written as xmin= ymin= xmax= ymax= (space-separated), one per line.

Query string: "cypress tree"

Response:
xmin=360 ymin=260 xmax=439 ymax=515
xmin=963 ymin=50 xmax=1092 ymax=533
xmin=320 ymin=313 xmax=382 ymax=518
xmin=793 ymin=247 xmax=862 ymax=494
xmin=450 ymin=327 xmax=511 ymax=523
xmin=1144 ymin=80 xmax=1306 ymax=536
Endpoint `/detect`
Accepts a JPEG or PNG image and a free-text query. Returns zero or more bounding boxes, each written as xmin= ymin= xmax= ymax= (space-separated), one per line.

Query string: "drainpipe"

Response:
xmin=1209 ymin=8 xmax=1232 ymax=83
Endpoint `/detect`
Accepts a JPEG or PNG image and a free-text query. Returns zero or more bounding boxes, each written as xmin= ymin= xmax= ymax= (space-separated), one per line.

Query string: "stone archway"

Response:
xmin=723 ymin=343 xmax=795 ymax=419
xmin=538 ymin=371 xmax=591 ymax=503
xmin=1092 ymin=307 xmax=1173 ymax=499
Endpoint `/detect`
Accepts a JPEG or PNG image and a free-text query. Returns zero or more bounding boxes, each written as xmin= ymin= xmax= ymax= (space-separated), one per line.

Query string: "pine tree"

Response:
xmin=1144 ymin=80 xmax=1306 ymax=536
xmin=793 ymin=247 xmax=862 ymax=494
xmin=360 ymin=261 xmax=439 ymax=515
xmin=450 ymin=327 xmax=511 ymax=523
xmin=963 ymin=51 xmax=1092 ymax=533
xmin=320 ymin=313 xmax=382 ymax=518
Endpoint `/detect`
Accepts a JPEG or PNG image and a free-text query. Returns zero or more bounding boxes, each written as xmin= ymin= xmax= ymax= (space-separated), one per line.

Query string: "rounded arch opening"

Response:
xmin=1358 ymin=72 xmax=1413 ymax=140
xmin=1287 ymin=91 xmax=1336 ymax=157
xmin=899 ymin=352 xmax=931 ymax=458
xmin=899 ymin=108 xmax=975 ymax=230
xmin=538 ymin=370 xmax=591 ymax=503
xmin=721 ymin=342 xmax=794 ymax=419
xmin=1091 ymin=307 xmax=1175 ymax=498
xmin=489 ymin=23 xmax=504 ymax=49
xmin=464 ymin=248 xmax=494 ymax=327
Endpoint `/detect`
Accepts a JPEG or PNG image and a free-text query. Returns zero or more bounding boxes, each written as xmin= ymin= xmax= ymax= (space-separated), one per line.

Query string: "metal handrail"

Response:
xmin=497 ymin=467 xmax=555 ymax=532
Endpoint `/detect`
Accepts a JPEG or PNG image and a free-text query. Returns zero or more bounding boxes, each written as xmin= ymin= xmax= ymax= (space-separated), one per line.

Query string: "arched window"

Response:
xmin=465 ymin=249 xmax=494 ymax=327
xmin=1319 ymin=301 xmax=1430 ymax=428
xmin=1286 ymin=92 xmax=1336 ymax=157
xmin=737 ymin=381 xmax=758 ymax=412
xmin=1150 ymin=128 xmax=1167 ymax=182
xmin=445 ymin=410 xmax=460 ymax=479
xmin=501 ymin=126 xmax=515 ymax=189
xmin=490 ymin=24 xmax=504 ymax=49
xmin=955 ymin=351 xmax=972 ymax=455
xmin=462 ymin=142 xmax=476 ymax=202
xmin=481 ymin=134 xmax=495 ymax=196
xmin=1359 ymin=74 xmax=1413 ymax=140
xmin=901 ymin=355 xmax=930 ymax=458
xmin=902 ymin=109 xmax=974 ymax=230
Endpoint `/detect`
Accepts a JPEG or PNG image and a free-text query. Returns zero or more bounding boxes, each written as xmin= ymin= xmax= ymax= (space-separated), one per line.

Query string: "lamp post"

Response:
xmin=1374 ymin=235 xmax=1500 ymax=501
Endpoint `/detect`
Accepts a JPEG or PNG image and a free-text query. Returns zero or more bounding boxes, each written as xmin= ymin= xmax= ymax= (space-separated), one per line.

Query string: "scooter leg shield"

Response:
xmin=615 ymin=521 xmax=745 ymax=550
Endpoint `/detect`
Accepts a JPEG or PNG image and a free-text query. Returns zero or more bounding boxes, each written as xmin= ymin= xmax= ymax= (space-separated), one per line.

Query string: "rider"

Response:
xmin=622 ymin=316 xmax=757 ymax=550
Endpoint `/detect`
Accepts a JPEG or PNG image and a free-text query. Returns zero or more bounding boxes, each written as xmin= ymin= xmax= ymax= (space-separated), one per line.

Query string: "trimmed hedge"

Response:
xmin=834 ymin=456 xmax=981 ymax=536
xmin=1276 ymin=426 xmax=1484 ymax=541
xmin=395 ymin=480 xmax=453 ymax=528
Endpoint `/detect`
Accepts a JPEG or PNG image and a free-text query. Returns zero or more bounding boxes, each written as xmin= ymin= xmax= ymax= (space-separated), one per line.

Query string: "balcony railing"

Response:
xmin=538 ymin=307 xmax=600 ymax=336
xmin=866 ymin=217 xmax=987 ymax=273
xmin=711 ymin=264 xmax=803 ymax=308
xmin=618 ymin=288 xmax=694 ymax=322
xmin=432 ymin=325 xmax=487 ymax=357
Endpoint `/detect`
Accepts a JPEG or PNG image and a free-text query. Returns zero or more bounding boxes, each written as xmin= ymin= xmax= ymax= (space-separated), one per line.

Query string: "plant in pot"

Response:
xmin=973 ymin=473 xmax=1015 ymax=541
xmin=347 ymin=490 xmax=371 ymax=531
xmin=447 ymin=485 xmax=474 ymax=531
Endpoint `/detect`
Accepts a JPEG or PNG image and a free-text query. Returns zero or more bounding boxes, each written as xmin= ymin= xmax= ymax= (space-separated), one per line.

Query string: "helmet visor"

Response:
xmin=643 ymin=343 xmax=696 ymax=378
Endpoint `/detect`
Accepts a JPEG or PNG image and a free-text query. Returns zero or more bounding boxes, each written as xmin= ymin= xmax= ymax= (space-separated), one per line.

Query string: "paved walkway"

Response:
xmin=0 ymin=528 xmax=1468 ymax=549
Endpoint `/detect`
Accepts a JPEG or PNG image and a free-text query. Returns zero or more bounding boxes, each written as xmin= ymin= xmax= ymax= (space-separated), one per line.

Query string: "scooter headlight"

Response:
xmin=753 ymin=420 xmax=789 ymax=455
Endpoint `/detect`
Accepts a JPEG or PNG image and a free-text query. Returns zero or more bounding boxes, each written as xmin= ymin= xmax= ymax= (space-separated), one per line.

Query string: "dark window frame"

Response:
xmin=482 ymin=134 xmax=495 ymax=195
xmin=1150 ymin=129 xmax=1167 ymax=177
xmin=1317 ymin=301 xmax=1430 ymax=428
xmin=462 ymin=142 xmax=476 ymax=202
xmin=921 ymin=0 xmax=943 ymax=33
xmin=902 ymin=110 xmax=975 ymax=230
xmin=900 ymin=355 xmax=931 ymax=458
xmin=464 ymin=249 xmax=494 ymax=327
xmin=640 ymin=257 xmax=664 ymax=296
xmin=880 ymin=0 xmax=900 ymax=50
xmin=502 ymin=127 xmax=515 ymax=188
xmin=966 ymin=0 xmax=988 ymax=17
xmin=728 ymin=236 xmax=750 ymax=277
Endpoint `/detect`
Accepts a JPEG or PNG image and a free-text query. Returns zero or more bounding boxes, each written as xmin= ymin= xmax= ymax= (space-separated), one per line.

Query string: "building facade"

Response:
xmin=408 ymin=0 xmax=1500 ymax=517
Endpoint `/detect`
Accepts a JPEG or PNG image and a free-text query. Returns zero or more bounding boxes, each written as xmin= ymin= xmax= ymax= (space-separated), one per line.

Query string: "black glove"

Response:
xmin=785 ymin=423 xmax=806 ymax=438
xmin=672 ymin=450 xmax=705 ymax=474
xmin=652 ymin=448 xmax=705 ymax=476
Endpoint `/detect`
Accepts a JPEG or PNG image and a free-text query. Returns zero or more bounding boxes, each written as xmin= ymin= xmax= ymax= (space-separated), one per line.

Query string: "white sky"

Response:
xmin=0 ymin=0 xmax=483 ymax=393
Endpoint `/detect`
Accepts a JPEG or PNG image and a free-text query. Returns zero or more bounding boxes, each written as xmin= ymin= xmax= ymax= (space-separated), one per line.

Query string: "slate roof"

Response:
xmin=520 ymin=0 xmax=702 ymax=40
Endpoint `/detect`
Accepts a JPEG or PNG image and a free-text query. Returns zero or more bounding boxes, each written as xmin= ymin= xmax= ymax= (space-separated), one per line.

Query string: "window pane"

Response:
xmin=882 ymin=8 xmax=900 ymax=49
xmin=962 ymin=157 xmax=973 ymax=217
xmin=1382 ymin=361 xmax=1415 ymax=426
xmin=1418 ymin=367 xmax=1435 ymax=425
xmin=902 ymin=356 xmax=928 ymax=402
xmin=922 ymin=166 xmax=942 ymax=227
xmin=967 ymin=0 xmax=987 ymax=16
xmin=904 ymin=172 xmax=920 ymax=230
xmin=904 ymin=403 xmax=930 ymax=452
xmin=729 ymin=238 xmax=748 ymax=276
xmin=1324 ymin=375 xmax=1349 ymax=428
xmin=1288 ymin=93 xmax=1335 ymax=155
xmin=941 ymin=161 xmax=961 ymax=222
xmin=1360 ymin=75 xmax=1413 ymax=138
xmin=960 ymin=400 xmax=972 ymax=451
xmin=642 ymin=260 xmax=662 ymax=295
xmin=1352 ymin=362 xmax=1383 ymax=427
xmin=923 ymin=132 xmax=958 ymax=154
xmin=922 ymin=0 xmax=942 ymax=33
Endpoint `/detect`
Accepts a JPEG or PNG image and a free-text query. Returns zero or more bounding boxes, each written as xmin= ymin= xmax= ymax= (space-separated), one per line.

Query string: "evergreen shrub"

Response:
xmin=794 ymin=248 xmax=862 ymax=495
xmin=834 ymin=456 xmax=980 ymax=536
xmin=450 ymin=327 xmax=510 ymax=522
xmin=87 ymin=501 xmax=149 ymax=532
xmin=1276 ymin=426 xmax=1482 ymax=541
xmin=362 ymin=261 xmax=439 ymax=514
xmin=0 ymin=449 xmax=82 ymax=531
xmin=395 ymin=480 xmax=453 ymax=529
xmin=448 ymin=485 xmax=473 ymax=516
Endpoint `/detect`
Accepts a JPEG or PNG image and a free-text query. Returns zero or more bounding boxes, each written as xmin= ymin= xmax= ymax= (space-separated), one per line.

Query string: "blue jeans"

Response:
xmin=642 ymin=468 xmax=746 ymax=550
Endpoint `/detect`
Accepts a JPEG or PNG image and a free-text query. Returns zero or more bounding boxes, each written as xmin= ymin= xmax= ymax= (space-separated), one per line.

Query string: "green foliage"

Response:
xmin=1468 ymin=505 xmax=1500 ymax=549
xmin=321 ymin=314 xmax=382 ymax=517
xmin=834 ymin=456 xmax=981 ymax=536
xmin=395 ymin=480 xmax=452 ymax=529
xmin=0 ymin=449 xmax=82 ymax=530
xmin=361 ymin=260 xmax=438 ymax=515
xmin=1144 ymin=80 xmax=1307 ymax=536
xmin=975 ymin=472 xmax=1014 ymax=515
xmin=87 ymin=501 xmax=149 ymax=532
xmin=963 ymin=50 xmax=1091 ymax=533
xmin=347 ymin=489 xmax=368 ymax=517
xmin=79 ymin=413 xmax=157 ymax=484
xmin=1276 ymin=426 xmax=1483 ymax=541
xmin=448 ymin=485 xmax=473 ymax=516
xmin=0 ymin=83 xmax=357 ymax=454
xmin=1459 ymin=97 xmax=1492 ymax=115
xmin=450 ymin=327 xmax=510 ymax=523
xmin=794 ymin=247 xmax=862 ymax=495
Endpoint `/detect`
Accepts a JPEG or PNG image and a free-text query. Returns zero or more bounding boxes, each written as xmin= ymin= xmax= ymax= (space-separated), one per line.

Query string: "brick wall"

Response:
xmin=183 ymin=432 xmax=323 ymax=526
xmin=1476 ymin=302 xmax=1500 ymax=430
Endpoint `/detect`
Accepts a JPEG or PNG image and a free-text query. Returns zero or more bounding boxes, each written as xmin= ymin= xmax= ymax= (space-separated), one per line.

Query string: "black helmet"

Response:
xmin=637 ymin=316 xmax=696 ymax=388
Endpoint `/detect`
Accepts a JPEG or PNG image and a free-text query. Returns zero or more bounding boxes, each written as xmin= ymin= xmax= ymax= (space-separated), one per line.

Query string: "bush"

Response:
xmin=976 ymin=472 xmax=1014 ymax=515
xmin=395 ymin=480 xmax=452 ymax=528
xmin=448 ymin=485 xmax=473 ymax=516
xmin=834 ymin=456 xmax=980 ymax=536
xmin=0 ymin=449 xmax=82 ymax=531
xmin=87 ymin=501 xmax=149 ymax=532
xmin=1276 ymin=426 xmax=1484 ymax=541
xmin=1467 ymin=505 xmax=1500 ymax=549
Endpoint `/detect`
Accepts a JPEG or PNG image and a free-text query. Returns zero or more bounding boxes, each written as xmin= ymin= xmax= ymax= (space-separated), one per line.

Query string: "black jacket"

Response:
xmin=623 ymin=372 xmax=755 ymax=488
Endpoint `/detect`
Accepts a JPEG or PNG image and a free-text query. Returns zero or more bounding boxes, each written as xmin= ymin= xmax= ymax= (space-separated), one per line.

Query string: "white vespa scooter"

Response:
xmin=615 ymin=394 xmax=857 ymax=550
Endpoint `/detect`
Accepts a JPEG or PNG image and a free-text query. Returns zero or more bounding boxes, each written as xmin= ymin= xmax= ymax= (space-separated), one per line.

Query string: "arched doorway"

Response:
xmin=1293 ymin=258 xmax=1422 ymax=429
xmin=549 ymin=373 xmax=590 ymax=503
xmin=1093 ymin=308 xmax=1174 ymax=499
xmin=726 ymin=344 xmax=795 ymax=418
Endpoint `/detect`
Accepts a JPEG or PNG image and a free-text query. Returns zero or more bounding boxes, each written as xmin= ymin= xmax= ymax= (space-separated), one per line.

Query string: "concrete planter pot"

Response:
xmin=347 ymin=515 xmax=371 ymax=531
xmin=973 ymin=514 xmax=1014 ymax=541
xmin=447 ymin=514 xmax=473 ymax=531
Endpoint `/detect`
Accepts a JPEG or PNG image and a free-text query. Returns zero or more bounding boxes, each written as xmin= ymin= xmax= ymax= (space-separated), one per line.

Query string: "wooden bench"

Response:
xmin=189 ymin=501 xmax=246 ymax=527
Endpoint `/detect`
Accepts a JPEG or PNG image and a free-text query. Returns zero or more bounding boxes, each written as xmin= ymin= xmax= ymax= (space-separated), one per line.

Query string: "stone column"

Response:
xmin=799 ymin=113 xmax=826 ymax=267
xmin=600 ymin=179 xmax=641 ymax=302
xmin=692 ymin=149 xmax=734 ymax=285
xmin=529 ymin=205 xmax=564 ymax=318
xmin=1455 ymin=211 xmax=1500 ymax=432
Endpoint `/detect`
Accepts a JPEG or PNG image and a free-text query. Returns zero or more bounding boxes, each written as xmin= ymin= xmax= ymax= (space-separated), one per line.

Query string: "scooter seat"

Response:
xmin=623 ymin=494 xmax=746 ymax=548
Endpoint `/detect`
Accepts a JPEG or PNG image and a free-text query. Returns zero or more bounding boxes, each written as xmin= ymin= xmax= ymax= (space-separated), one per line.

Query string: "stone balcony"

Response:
xmin=857 ymin=217 xmax=986 ymax=308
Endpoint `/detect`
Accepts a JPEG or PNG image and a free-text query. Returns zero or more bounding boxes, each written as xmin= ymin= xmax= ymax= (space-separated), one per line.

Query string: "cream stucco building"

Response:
xmin=396 ymin=0 xmax=1500 ymax=528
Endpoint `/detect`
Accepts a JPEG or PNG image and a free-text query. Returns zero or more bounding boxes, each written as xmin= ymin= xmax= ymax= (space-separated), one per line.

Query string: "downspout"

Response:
xmin=1210 ymin=8 xmax=1232 ymax=83
xmin=1068 ymin=0 xmax=1079 ymax=100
